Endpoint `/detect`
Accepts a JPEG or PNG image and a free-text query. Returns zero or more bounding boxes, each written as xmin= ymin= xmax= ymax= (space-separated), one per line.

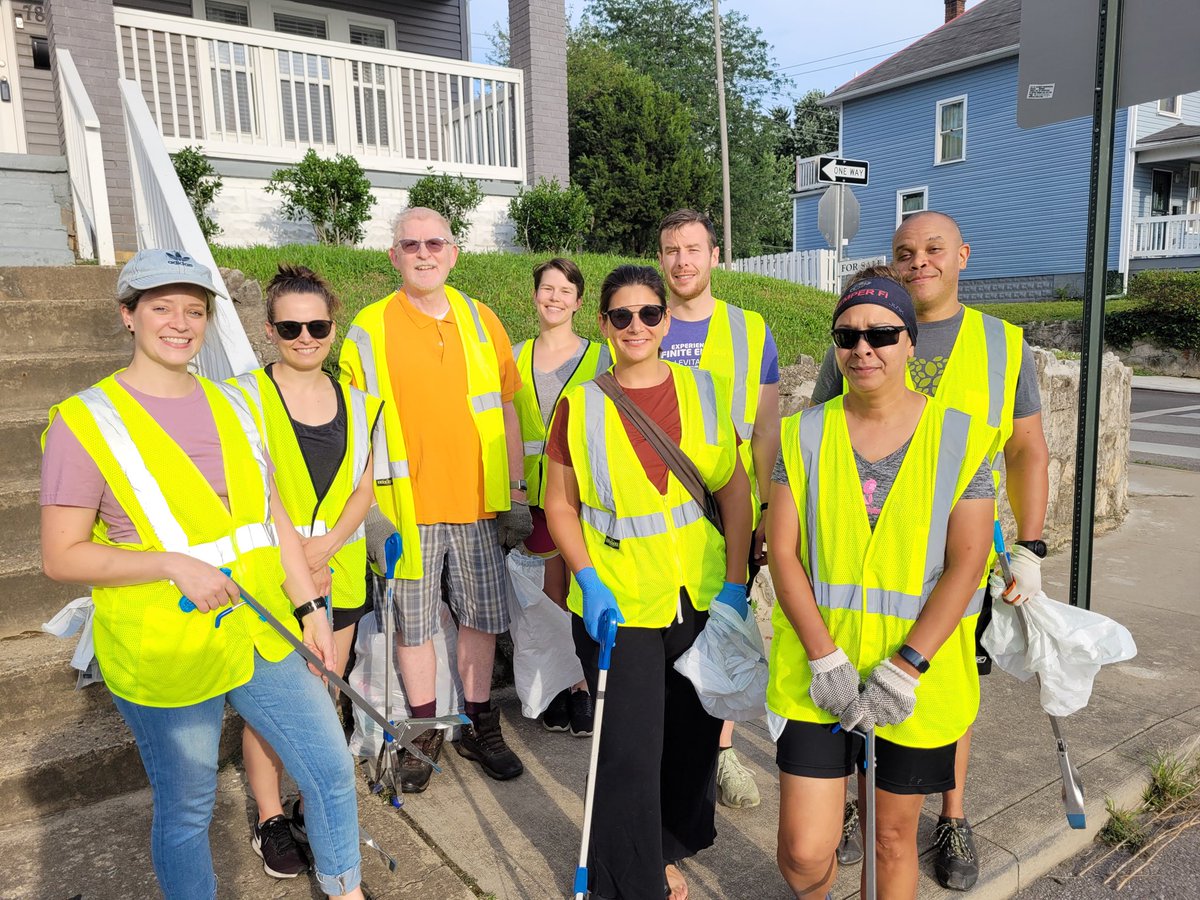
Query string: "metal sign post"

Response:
xmin=817 ymin=156 xmax=869 ymax=282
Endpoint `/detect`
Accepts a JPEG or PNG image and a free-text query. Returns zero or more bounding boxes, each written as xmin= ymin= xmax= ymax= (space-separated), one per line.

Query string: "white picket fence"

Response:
xmin=732 ymin=249 xmax=837 ymax=293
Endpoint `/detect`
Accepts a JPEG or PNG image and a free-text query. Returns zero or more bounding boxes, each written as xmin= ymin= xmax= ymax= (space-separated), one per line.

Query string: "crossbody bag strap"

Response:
xmin=593 ymin=372 xmax=724 ymax=535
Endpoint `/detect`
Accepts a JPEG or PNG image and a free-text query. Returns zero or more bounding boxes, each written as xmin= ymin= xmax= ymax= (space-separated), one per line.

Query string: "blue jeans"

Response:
xmin=112 ymin=652 xmax=360 ymax=898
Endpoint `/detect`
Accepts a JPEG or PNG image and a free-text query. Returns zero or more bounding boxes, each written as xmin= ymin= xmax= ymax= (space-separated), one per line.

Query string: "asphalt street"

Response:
xmin=1129 ymin=389 xmax=1200 ymax=472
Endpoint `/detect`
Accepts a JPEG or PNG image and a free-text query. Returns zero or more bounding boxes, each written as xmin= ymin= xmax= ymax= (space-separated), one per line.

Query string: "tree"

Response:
xmin=568 ymin=39 xmax=716 ymax=255
xmin=776 ymin=89 xmax=840 ymax=161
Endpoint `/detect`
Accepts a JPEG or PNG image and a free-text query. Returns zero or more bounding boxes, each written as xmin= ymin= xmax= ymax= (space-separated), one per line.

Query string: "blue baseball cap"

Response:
xmin=116 ymin=249 xmax=218 ymax=302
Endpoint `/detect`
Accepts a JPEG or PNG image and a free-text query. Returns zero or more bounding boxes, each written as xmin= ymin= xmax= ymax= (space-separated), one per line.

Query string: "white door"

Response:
xmin=0 ymin=0 xmax=28 ymax=153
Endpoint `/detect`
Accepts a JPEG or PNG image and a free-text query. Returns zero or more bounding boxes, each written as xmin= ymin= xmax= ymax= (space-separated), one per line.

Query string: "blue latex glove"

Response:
xmin=576 ymin=567 xmax=624 ymax=643
xmin=713 ymin=581 xmax=749 ymax=619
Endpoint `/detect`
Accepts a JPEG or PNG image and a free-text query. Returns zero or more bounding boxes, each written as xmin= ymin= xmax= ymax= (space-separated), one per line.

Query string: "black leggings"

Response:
xmin=571 ymin=598 xmax=724 ymax=900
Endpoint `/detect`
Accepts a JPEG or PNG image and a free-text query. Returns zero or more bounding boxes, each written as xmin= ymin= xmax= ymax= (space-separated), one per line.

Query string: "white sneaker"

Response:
xmin=716 ymin=747 xmax=760 ymax=809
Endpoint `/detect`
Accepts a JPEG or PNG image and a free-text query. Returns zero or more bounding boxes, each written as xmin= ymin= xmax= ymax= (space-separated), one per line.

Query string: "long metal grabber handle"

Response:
xmin=179 ymin=570 xmax=466 ymax=770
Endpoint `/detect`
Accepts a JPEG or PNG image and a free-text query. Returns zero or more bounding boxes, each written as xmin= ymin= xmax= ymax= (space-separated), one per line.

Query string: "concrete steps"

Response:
xmin=0 ymin=156 xmax=75 ymax=268
xmin=0 ymin=348 xmax=132 ymax=413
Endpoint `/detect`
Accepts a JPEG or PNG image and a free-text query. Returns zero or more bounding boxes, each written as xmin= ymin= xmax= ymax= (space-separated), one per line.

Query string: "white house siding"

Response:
xmin=210 ymin=175 xmax=517 ymax=251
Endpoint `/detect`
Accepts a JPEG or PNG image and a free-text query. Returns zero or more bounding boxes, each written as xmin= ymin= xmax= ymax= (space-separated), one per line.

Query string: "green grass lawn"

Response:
xmin=973 ymin=297 xmax=1145 ymax=324
xmin=211 ymin=244 xmax=839 ymax=363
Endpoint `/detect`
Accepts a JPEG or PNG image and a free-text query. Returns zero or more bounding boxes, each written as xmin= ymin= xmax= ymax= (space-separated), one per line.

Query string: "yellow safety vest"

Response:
xmin=564 ymin=363 xmax=739 ymax=628
xmin=45 ymin=373 xmax=297 ymax=708
xmin=512 ymin=338 xmax=608 ymax=507
xmin=696 ymin=299 xmax=768 ymax=526
xmin=230 ymin=368 xmax=381 ymax=609
xmin=767 ymin=396 xmax=996 ymax=748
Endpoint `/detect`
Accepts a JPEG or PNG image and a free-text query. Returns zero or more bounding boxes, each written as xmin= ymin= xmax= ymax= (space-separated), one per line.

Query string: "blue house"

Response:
xmin=793 ymin=0 xmax=1200 ymax=301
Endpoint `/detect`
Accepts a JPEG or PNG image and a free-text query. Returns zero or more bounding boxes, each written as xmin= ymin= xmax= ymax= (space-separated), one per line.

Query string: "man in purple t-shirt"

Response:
xmin=657 ymin=209 xmax=781 ymax=812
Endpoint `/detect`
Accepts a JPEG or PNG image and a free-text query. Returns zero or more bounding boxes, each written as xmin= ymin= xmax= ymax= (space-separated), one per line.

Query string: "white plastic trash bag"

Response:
xmin=348 ymin=578 xmax=464 ymax=759
xmin=506 ymin=551 xmax=585 ymax=719
xmin=42 ymin=596 xmax=104 ymax=688
xmin=981 ymin=574 xmax=1137 ymax=717
xmin=674 ymin=600 xmax=769 ymax=722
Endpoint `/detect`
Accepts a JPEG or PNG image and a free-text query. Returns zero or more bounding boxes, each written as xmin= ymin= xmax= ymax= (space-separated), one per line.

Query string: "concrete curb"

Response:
xmin=1132 ymin=375 xmax=1200 ymax=394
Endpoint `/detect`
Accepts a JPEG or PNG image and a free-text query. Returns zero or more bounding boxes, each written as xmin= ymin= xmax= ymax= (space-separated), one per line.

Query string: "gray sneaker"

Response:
xmin=933 ymin=816 xmax=979 ymax=891
xmin=837 ymin=800 xmax=864 ymax=865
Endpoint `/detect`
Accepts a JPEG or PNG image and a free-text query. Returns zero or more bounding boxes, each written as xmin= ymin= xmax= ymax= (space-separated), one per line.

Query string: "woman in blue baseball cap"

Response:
xmin=39 ymin=249 xmax=365 ymax=900
xmin=767 ymin=266 xmax=997 ymax=899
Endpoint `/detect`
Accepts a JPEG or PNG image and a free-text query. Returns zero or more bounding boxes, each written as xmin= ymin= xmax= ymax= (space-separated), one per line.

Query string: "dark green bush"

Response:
xmin=266 ymin=150 xmax=374 ymax=246
xmin=406 ymin=171 xmax=483 ymax=242
xmin=508 ymin=179 xmax=593 ymax=253
xmin=170 ymin=146 xmax=222 ymax=239
xmin=1107 ymin=270 xmax=1200 ymax=350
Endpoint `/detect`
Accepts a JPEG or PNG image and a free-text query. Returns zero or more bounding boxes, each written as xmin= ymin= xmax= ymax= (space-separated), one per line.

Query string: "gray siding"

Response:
xmin=115 ymin=0 xmax=194 ymax=15
xmin=16 ymin=18 xmax=59 ymax=157
xmin=1135 ymin=91 xmax=1200 ymax=141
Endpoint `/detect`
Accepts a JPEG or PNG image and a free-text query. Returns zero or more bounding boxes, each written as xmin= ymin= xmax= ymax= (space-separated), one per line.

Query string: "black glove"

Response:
xmin=495 ymin=500 xmax=534 ymax=551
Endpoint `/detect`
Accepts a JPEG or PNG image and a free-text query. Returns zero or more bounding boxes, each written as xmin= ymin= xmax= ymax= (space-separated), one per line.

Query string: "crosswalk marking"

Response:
xmin=1131 ymin=422 xmax=1200 ymax=437
xmin=1130 ymin=441 xmax=1200 ymax=461
xmin=1131 ymin=404 xmax=1200 ymax=421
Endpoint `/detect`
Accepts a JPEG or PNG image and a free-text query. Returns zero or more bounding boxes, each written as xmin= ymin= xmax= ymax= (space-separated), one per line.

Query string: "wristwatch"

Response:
xmin=897 ymin=644 xmax=931 ymax=674
xmin=510 ymin=479 xmax=528 ymax=492
xmin=292 ymin=596 xmax=329 ymax=624
xmin=1015 ymin=539 xmax=1048 ymax=559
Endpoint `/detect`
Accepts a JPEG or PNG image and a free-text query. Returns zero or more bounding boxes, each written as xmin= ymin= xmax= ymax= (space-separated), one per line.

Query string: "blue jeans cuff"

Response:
xmin=315 ymin=861 xmax=362 ymax=896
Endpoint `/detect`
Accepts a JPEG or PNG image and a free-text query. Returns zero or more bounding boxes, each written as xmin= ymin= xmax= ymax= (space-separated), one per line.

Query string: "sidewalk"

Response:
xmin=391 ymin=462 xmax=1200 ymax=899
xmin=1132 ymin=374 xmax=1200 ymax=394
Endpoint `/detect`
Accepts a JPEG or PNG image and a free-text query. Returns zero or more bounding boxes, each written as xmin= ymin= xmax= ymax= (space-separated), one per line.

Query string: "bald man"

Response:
xmin=810 ymin=211 xmax=1049 ymax=891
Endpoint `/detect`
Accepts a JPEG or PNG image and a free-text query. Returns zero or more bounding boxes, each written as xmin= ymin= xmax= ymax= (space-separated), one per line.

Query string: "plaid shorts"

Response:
xmin=390 ymin=519 xmax=513 ymax=646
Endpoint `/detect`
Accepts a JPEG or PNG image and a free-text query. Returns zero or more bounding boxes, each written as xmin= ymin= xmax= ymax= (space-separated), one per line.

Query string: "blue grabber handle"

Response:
xmin=992 ymin=521 xmax=1014 ymax=585
xmin=178 ymin=567 xmax=265 ymax=628
xmin=597 ymin=608 xmax=619 ymax=671
xmin=830 ymin=723 xmax=871 ymax=771
xmin=383 ymin=533 xmax=403 ymax=581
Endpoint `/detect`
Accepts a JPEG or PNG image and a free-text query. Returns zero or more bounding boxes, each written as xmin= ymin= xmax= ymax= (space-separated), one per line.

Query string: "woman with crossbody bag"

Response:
xmin=543 ymin=265 xmax=751 ymax=900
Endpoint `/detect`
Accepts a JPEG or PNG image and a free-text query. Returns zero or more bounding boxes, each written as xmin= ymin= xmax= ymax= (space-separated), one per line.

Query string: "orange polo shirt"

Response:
xmin=383 ymin=289 xmax=521 ymax=525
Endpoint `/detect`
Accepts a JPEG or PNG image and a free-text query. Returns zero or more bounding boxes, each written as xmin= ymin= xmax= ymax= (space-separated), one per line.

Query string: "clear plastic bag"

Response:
xmin=506 ymin=551 xmax=584 ymax=719
xmin=673 ymin=600 xmax=769 ymax=722
xmin=42 ymin=596 xmax=103 ymax=688
xmin=981 ymin=574 xmax=1137 ymax=717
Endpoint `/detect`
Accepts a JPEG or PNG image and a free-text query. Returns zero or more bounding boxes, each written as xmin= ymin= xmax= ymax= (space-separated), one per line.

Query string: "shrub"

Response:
xmin=1107 ymin=270 xmax=1200 ymax=350
xmin=265 ymin=150 xmax=374 ymax=246
xmin=170 ymin=146 xmax=222 ymax=240
xmin=406 ymin=171 xmax=483 ymax=243
xmin=508 ymin=178 xmax=593 ymax=253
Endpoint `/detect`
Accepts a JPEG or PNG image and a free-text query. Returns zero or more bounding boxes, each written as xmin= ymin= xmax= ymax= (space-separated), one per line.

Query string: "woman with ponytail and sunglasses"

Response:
xmin=767 ymin=267 xmax=996 ymax=900
xmin=543 ymin=265 xmax=751 ymax=900
xmin=229 ymin=264 xmax=381 ymax=880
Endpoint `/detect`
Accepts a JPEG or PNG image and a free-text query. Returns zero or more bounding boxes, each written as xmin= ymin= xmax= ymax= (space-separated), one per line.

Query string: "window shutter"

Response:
xmin=274 ymin=13 xmax=328 ymax=41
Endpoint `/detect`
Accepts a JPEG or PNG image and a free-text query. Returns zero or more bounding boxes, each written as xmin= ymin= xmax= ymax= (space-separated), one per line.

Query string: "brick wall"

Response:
xmin=47 ymin=0 xmax=137 ymax=256
xmin=509 ymin=0 xmax=570 ymax=187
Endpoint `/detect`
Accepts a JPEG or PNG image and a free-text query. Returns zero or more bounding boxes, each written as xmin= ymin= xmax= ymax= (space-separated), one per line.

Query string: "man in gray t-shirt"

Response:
xmin=816 ymin=212 xmax=1050 ymax=892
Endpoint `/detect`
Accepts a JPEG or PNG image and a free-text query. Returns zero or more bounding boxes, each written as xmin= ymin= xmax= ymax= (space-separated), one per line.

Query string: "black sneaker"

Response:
xmin=251 ymin=814 xmax=308 ymax=878
xmin=837 ymin=800 xmax=864 ymax=865
xmin=933 ymin=816 xmax=979 ymax=891
xmin=569 ymin=690 xmax=595 ymax=737
xmin=455 ymin=707 xmax=524 ymax=780
xmin=541 ymin=688 xmax=571 ymax=732
xmin=400 ymin=727 xmax=445 ymax=794
xmin=289 ymin=797 xmax=307 ymax=844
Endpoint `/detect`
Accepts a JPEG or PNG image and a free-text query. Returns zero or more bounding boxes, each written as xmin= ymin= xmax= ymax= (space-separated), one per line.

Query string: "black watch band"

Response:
xmin=293 ymin=596 xmax=329 ymax=625
xmin=898 ymin=644 xmax=931 ymax=674
xmin=1015 ymin=539 xmax=1048 ymax=559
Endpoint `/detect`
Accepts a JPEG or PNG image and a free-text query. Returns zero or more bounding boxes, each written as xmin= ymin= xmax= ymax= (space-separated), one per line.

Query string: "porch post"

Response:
xmin=46 ymin=0 xmax=137 ymax=258
xmin=508 ymin=0 xmax=570 ymax=186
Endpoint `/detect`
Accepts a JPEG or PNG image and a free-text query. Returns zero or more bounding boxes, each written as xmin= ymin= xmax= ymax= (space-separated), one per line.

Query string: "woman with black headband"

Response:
xmin=766 ymin=266 xmax=997 ymax=899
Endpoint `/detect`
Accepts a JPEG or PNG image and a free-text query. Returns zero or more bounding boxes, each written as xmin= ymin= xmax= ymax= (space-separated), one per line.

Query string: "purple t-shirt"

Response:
xmin=41 ymin=376 xmax=228 ymax=544
xmin=659 ymin=314 xmax=781 ymax=385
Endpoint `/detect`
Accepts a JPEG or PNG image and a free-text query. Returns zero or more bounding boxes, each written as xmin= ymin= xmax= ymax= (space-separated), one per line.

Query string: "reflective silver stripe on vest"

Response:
xmin=346 ymin=325 xmax=380 ymax=396
xmin=524 ymin=439 xmax=545 ymax=457
xmin=798 ymin=404 xmax=825 ymax=600
xmin=581 ymin=500 xmax=702 ymax=541
xmin=981 ymin=314 xmax=1008 ymax=429
xmin=214 ymin=382 xmax=272 ymax=504
xmin=188 ymin=522 xmax=277 ymax=567
xmin=693 ymin=368 xmax=720 ymax=446
xmin=725 ymin=304 xmax=753 ymax=440
xmin=512 ymin=339 xmax=527 ymax=364
xmin=232 ymin=372 xmax=268 ymax=453
xmin=582 ymin=383 xmax=615 ymax=510
xmin=304 ymin=520 xmax=329 ymax=538
xmin=462 ymin=294 xmax=488 ymax=343
xmin=349 ymin=389 xmax=370 ymax=479
xmin=923 ymin=408 xmax=971 ymax=595
xmin=471 ymin=392 xmax=503 ymax=413
xmin=671 ymin=499 xmax=705 ymax=529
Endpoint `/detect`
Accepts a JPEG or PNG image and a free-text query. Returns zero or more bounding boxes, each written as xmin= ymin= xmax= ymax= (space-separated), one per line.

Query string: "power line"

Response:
xmin=776 ymin=33 xmax=923 ymax=72
xmin=785 ymin=51 xmax=897 ymax=80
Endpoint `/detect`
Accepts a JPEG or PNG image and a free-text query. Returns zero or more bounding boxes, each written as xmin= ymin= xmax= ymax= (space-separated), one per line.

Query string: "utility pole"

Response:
xmin=712 ymin=0 xmax=733 ymax=268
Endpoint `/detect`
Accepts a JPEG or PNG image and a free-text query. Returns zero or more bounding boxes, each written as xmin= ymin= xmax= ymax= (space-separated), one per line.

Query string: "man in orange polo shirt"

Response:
xmin=340 ymin=207 xmax=531 ymax=793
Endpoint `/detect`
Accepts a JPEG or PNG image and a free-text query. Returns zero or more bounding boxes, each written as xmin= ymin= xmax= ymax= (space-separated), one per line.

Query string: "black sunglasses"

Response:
xmin=272 ymin=319 xmax=334 ymax=340
xmin=831 ymin=325 xmax=907 ymax=350
xmin=602 ymin=304 xmax=666 ymax=330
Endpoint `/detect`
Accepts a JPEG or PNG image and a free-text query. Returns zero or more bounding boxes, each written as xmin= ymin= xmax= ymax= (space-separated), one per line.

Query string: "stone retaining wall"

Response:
xmin=1022 ymin=320 xmax=1200 ymax=379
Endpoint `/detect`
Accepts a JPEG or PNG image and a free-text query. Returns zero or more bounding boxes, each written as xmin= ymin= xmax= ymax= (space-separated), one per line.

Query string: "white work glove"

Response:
xmin=858 ymin=659 xmax=920 ymax=729
xmin=808 ymin=648 xmax=865 ymax=729
xmin=1002 ymin=545 xmax=1043 ymax=606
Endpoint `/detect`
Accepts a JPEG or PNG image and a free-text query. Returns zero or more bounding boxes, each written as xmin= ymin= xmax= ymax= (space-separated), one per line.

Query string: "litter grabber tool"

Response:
xmin=993 ymin=523 xmax=1086 ymax=829
xmin=360 ymin=825 xmax=397 ymax=872
xmin=573 ymin=608 xmax=619 ymax=900
xmin=178 ymin=568 xmax=467 ymax=772
xmin=368 ymin=533 xmax=409 ymax=807
xmin=833 ymin=724 xmax=877 ymax=900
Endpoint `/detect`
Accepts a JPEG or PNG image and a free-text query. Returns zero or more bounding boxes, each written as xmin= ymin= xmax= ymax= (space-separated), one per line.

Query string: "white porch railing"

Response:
xmin=56 ymin=49 xmax=115 ymax=266
xmin=796 ymin=155 xmax=823 ymax=192
xmin=113 ymin=9 xmax=526 ymax=182
xmin=1131 ymin=214 xmax=1200 ymax=258
xmin=119 ymin=78 xmax=257 ymax=380
xmin=732 ymin=249 xmax=838 ymax=293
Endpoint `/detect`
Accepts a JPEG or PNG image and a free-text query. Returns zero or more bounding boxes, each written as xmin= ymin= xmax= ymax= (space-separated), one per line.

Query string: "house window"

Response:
xmin=896 ymin=187 xmax=928 ymax=226
xmin=935 ymin=96 xmax=966 ymax=164
xmin=1158 ymin=96 xmax=1182 ymax=117
xmin=349 ymin=25 xmax=386 ymax=48
xmin=205 ymin=0 xmax=249 ymax=27
xmin=274 ymin=12 xmax=328 ymax=40
xmin=31 ymin=36 xmax=51 ymax=70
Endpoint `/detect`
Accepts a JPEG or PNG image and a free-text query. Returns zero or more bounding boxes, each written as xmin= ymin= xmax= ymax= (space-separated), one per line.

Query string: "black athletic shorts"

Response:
xmin=775 ymin=720 xmax=957 ymax=795
xmin=975 ymin=581 xmax=994 ymax=675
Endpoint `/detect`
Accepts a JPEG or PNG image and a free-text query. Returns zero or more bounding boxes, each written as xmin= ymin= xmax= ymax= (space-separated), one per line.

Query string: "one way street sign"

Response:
xmin=817 ymin=156 xmax=869 ymax=186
